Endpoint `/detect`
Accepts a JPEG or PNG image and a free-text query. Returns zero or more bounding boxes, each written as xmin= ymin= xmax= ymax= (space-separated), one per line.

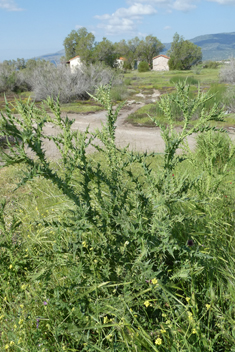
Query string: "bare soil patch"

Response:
xmin=21 ymin=103 xmax=235 ymax=160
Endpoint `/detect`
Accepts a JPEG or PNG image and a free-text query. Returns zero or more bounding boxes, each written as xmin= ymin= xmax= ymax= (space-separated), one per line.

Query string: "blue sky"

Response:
xmin=0 ymin=0 xmax=235 ymax=61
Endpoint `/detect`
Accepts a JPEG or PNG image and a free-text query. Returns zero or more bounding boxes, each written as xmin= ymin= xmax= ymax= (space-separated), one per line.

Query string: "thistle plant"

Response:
xmin=0 ymin=81 xmax=235 ymax=351
xmin=151 ymin=81 xmax=225 ymax=173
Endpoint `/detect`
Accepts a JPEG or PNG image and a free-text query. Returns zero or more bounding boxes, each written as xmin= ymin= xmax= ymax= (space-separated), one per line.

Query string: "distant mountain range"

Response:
xmin=36 ymin=31 xmax=235 ymax=63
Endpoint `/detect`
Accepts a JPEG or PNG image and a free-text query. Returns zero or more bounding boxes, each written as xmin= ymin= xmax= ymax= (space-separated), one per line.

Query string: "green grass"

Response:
xmin=124 ymin=67 xmax=220 ymax=92
xmin=60 ymin=101 xmax=104 ymax=114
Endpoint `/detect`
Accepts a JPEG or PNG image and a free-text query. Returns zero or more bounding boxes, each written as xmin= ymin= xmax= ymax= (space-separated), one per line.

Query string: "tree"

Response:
xmin=114 ymin=37 xmax=141 ymax=68
xmin=63 ymin=27 xmax=95 ymax=63
xmin=137 ymin=35 xmax=164 ymax=66
xmin=93 ymin=38 xmax=118 ymax=67
xmin=168 ymin=33 xmax=202 ymax=70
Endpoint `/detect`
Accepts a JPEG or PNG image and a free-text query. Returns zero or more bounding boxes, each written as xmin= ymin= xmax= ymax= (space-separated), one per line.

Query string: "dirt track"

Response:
xmin=28 ymin=103 xmax=235 ymax=159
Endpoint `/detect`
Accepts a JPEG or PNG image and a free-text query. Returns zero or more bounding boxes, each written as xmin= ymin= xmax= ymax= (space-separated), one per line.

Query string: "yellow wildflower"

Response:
xmin=10 ymin=342 xmax=14 ymax=346
xmin=186 ymin=297 xmax=190 ymax=303
xmin=152 ymin=278 xmax=158 ymax=285
xmin=155 ymin=337 xmax=162 ymax=345
xmin=206 ymin=304 xmax=211 ymax=310
xmin=5 ymin=345 xmax=9 ymax=350
xmin=160 ymin=329 xmax=166 ymax=333
xmin=9 ymin=265 xmax=13 ymax=269
xmin=192 ymin=329 xmax=197 ymax=334
xmin=103 ymin=316 xmax=109 ymax=324
xmin=106 ymin=334 xmax=112 ymax=341
xmin=144 ymin=300 xmax=150 ymax=307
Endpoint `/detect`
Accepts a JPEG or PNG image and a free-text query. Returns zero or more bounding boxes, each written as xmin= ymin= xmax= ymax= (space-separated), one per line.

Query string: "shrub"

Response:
xmin=138 ymin=61 xmax=149 ymax=72
xmin=203 ymin=60 xmax=219 ymax=69
xmin=0 ymin=63 xmax=26 ymax=93
xmin=222 ymin=85 xmax=235 ymax=113
xmin=110 ymin=85 xmax=128 ymax=101
xmin=220 ymin=59 xmax=235 ymax=84
xmin=27 ymin=63 xmax=115 ymax=102
xmin=191 ymin=64 xmax=202 ymax=75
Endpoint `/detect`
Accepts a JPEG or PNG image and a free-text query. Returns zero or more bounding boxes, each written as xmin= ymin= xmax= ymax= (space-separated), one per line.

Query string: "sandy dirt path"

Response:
xmin=28 ymin=103 xmax=235 ymax=159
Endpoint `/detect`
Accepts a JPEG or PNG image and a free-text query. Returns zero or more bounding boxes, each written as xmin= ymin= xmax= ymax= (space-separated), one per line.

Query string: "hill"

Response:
xmin=35 ymin=49 xmax=65 ymax=64
xmin=36 ymin=32 xmax=235 ymax=63
xmin=161 ymin=32 xmax=235 ymax=61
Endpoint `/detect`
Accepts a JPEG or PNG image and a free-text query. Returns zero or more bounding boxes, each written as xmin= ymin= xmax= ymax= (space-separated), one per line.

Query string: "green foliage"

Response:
xmin=203 ymin=61 xmax=220 ymax=69
xmin=136 ymin=35 xmax=164 ymax=66
xmin=195 ymin=130 xmax=232 ymax=172
xmin=168 ymin=33 xmax=202 ymax=70
xmin=109 ymin=85 xmax=128 ymax=102
xmin=138 ymin=61 xmax=150 ymax=72
xmin=170 ymin=76 xmax=199 ymax=85
xmin=0 ymin=81 xmax=235 ymax=351
xmin=63 ymin=27 xmax=95 ymax=63
xmin=93 ymin=37 xmax=118 ymax=67
xmin=114 ymin=35 xmax=164 ymax=68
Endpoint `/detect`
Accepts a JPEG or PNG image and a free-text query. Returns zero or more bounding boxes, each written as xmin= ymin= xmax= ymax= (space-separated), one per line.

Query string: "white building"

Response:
xmin=115 ymin=57 xmax=127 ymax=69
xmin=152 ymin=54 xmax=170 ymax=71
xmin=66 ymin=55 xmax=82 ymax=73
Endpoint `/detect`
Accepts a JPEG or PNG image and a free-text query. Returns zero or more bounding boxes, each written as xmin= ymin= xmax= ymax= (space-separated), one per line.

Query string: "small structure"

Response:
xmin=152 ymin=54 xmax=170 ymax=71
xmin=66 ymin=55 xmax=82 ymax=73
xmin=115 ymin=57 xmax=126 ymax=69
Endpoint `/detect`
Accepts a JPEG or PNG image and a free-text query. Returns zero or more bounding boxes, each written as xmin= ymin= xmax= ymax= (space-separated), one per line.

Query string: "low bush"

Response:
xmin=0 ymin=62 xmax=28 ymax=93
xmin=28 ymin=63 xmax=116 ymax=103
xmin=110 ymin=85 xmax=128 ymax=101
xmin=138 ymin=61 xmax=149 ymax=72
xmin=1 ymin=81 xmax=235 ymax=351
xmin=203 ymin=61 xmax=220 ymax=69
xmin=222 ymin=85 xmax=235 ymax=113
xmin=220 ymin=59 xmax=235 ymax=84
xmin=169 ymin=76 xmax=199 ymax=85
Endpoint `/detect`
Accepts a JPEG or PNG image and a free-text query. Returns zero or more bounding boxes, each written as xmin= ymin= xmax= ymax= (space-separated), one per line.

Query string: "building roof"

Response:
xmin=67 ymin=55 xmax=80 ymax=62
xmin=118 ymin=57 xmax=126 ymax=60
xmin=152 ymin=54 xmax=170 ymax=60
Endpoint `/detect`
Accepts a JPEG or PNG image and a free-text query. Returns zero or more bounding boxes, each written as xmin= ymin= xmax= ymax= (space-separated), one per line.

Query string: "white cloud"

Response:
xmin=128 ymin=0 xmax=197 ymax=11
xmin=164 ymin=25 xmax=171 ymax=29
xmin=95 ymin=3 xmax=157 ymax=35
xmin=172 ymin=0 xmax=196 ymax=11
xmin=207 ymin=0 xmax=235 ymax=3
xmin=0 ymin=0 xmax=23 ymax=11
xmin=95 ymin=0 xmax=235 ymax=36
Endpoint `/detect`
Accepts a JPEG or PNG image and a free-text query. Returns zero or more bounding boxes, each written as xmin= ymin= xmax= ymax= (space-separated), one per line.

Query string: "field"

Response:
xmin=1 ymin=70 xmax=235 ymax=351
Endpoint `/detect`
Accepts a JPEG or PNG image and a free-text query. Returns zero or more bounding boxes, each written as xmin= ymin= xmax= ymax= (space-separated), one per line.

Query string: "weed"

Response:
xmin=0 ymin=81 xmax=235 ymax=351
